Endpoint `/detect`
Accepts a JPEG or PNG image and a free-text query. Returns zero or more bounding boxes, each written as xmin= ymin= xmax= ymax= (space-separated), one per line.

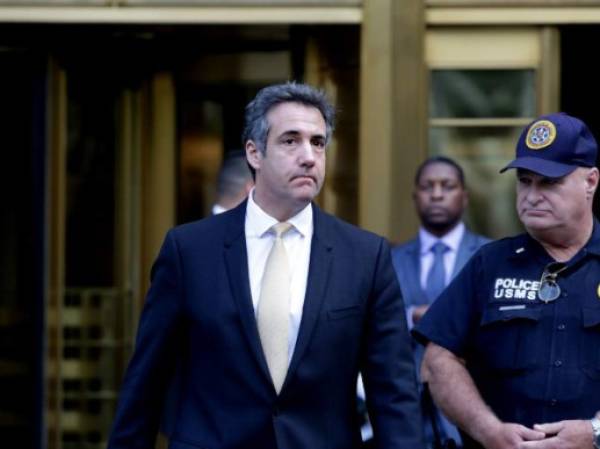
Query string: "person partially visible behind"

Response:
xmin=160 ymin=158 xmax=253 ymax=438
xmin=212 ymin=150 xmax=254 ymax=215
xmin=391 ymin=156 xmax=490 ymax=449
xmin=415 ymin=112 xmax=600 ymax=449
xmin=394 ymin=156 xmax=491 ymax=329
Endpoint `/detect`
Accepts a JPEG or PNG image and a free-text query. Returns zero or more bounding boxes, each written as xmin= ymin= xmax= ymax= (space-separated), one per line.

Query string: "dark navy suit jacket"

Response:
xmin=107 ymin=201 xmax=424 ymax=449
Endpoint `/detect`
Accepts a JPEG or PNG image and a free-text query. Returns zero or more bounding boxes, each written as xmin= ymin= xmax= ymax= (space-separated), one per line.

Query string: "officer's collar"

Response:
xmin=585 ymin=218 xmax=600 ymax=256
xmin=508 ymin=218 xmax=600 ymax=260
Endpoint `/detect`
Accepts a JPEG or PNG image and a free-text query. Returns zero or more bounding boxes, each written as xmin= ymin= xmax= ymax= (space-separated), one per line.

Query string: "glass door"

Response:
xmin=425 ymin=27 xmax=559 ymax=238
xmin=0 ymin=49 xmax=47 ymax=449
xmin=45 ymin=52 xmax=153 ymax=449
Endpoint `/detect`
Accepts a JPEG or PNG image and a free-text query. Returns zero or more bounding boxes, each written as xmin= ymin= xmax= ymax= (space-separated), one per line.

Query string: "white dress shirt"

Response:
xmin=212 ymin=203 xmax=227 ymax=215
xmin=245 ymin=189 xmax=313 ymax=363
xmin=418 ymin=221 xmax=465 ymax=289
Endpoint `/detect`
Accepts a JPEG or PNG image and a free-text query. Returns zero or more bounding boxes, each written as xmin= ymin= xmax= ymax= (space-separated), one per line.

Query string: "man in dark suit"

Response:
xmin=391 ymin=156 xmax=490 ymax=449
xmin=107 ymin=82 xmax=423 ymax=449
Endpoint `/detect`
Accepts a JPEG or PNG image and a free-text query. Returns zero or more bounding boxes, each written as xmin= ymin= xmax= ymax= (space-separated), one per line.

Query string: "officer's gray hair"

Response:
xmin=242 ymin=82 xmax=336 ymax=155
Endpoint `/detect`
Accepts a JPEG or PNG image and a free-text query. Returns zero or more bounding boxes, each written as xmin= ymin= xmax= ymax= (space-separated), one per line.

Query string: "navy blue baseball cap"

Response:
xmin=500 ymin=112 xmax=598 ymax=177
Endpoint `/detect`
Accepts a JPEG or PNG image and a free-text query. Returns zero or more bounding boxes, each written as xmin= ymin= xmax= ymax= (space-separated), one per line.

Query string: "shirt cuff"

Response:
xmin=406 ymin=305 xmax=416 ymax=330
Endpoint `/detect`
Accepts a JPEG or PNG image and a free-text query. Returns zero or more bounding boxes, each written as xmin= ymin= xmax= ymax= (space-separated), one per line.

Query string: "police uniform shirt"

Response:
xmin=413 ymin=220 xmax=600 ymax=438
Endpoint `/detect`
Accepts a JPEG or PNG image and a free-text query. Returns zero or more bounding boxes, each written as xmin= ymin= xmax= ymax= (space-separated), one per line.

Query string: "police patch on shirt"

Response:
xmin=494 ymin=278 xmax=540 ymax=300
xmin=526 ymin=120 xmax=556 ymax=150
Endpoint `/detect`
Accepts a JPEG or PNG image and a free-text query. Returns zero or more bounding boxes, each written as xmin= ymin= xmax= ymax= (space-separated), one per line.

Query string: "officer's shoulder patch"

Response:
xmin=526 ymin=120 xmax=556 ymax=150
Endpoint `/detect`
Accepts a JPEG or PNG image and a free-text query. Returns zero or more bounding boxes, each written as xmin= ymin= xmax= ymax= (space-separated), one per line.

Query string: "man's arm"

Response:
xmin=362 ymin=238 xmax=425 ymax=449
xmin=421 ymin=342 xmax=545 ymax=449
xmin=107 ymin=230 xmax=184 ymax=449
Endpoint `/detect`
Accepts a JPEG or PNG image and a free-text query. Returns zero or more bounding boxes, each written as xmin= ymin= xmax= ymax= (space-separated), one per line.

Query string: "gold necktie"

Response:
xmin=257 ymin=222 xmax=293 ymax=393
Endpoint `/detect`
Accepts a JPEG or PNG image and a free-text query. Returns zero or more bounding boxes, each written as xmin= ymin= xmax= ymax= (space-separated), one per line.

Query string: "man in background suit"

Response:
xmin=107 ymin=82 xmax=423 ymax=449
xmin=392 ymin=156 xmax=490 ymax=448
xmin=212 ymin=150 xmax=254 ymax=215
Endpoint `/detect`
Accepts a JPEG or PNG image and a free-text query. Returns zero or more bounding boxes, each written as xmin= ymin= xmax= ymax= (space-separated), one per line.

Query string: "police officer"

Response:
xmin=414 ymin=112 xmax=600 ymax=449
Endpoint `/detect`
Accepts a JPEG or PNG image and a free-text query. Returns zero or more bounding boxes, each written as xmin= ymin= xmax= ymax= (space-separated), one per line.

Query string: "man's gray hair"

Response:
xmin=242 ymin=82 xmax=336 ymax=154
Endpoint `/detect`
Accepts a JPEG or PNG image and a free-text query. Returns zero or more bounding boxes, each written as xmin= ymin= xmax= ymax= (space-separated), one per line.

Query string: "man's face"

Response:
xmin=516 ymin=168 xmax=595 ymax=233
xmin=413 ymin=162 xmax=467 ymax=234
xmin=246 ymin=102 xmax=326 ymax=219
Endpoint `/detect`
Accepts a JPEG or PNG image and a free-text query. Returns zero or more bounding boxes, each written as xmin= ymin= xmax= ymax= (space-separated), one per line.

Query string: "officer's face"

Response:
xmin=413 ymin=162 xmax=468 ymax=236
xmin=516 ymin=168 xmax=598 ymax=234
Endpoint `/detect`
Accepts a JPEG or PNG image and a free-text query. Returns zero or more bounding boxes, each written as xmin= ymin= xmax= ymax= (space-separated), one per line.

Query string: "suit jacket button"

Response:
xmin=273 ymin=405 xmax=280 ymax=416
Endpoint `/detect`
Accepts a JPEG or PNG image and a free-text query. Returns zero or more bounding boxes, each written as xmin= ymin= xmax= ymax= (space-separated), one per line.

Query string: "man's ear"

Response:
xmin=246 ymin=140 xmax=262 ymax=171
xmin=462 ymin=188 xmax=469 ymax=210
xmin=585 ymin=167 xmax=599 ymax=200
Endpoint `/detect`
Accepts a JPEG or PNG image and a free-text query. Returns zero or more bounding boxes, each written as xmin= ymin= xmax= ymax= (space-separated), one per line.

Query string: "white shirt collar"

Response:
xmin=246 ymin=188 xmax=313 ymax=238
xmin=419 ymin=221 xmax=465 ymax=255
xmin=212 ymin=203 xmax=227 ymax=215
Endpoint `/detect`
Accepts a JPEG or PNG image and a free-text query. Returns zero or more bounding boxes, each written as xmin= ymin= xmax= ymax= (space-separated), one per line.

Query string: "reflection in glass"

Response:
xmin=66 ymin=76 xmax=116 ymax=287
xmin=0 ymin=51 xmax=40 ymax=449
xmin=430 ymin=70 xmax=536 ymax=119
xmin=429 ymin=126 xmax=524 ymax=239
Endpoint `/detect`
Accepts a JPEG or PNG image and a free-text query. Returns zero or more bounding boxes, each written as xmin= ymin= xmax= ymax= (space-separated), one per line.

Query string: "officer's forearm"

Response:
xmin=421 ymin=342 xmax=502 ymax=446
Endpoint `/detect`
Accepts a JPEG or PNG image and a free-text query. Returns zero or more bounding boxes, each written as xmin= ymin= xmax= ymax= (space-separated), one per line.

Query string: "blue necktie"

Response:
xmin=425 ymin=241 xmax=448 ymax=301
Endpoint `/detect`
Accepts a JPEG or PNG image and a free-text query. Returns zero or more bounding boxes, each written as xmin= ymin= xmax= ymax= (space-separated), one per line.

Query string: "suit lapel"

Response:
xmin=408 ymin=241 xmax=423 ymax=294
xmin=223 ymin=201 xmax=272 ymax=382
xmin=453 ymin=230 xmax=476 ymax=277
xmin=405 ymin=240 xmax=430 ymax=305
xmin=285 ymin=205 xmax=333 ymax=386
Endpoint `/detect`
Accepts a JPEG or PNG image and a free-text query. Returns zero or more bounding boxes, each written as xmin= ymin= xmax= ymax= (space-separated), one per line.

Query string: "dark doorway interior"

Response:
xmin=560 ymin=26 xmax=600 ymax=214
xmin=0 ymin=50 xmax=46 ymax=449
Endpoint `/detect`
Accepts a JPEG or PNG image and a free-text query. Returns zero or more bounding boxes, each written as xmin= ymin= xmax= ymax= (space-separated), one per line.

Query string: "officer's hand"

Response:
xmin=482 ymin=422 xmax=545 ymax=449
xmin=518 ymin=420 xmax=593 ymax=449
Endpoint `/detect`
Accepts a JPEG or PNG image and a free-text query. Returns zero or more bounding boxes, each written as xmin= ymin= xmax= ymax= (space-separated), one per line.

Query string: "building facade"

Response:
xmin=2 ymin=1 xmax=600 ymax=448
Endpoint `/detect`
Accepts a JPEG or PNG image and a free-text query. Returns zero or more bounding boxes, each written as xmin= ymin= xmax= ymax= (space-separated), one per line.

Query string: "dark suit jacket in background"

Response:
xmin=391 ymin=229 xmax=491 ymax=320
xmin=390 ymin=228 xmax=490 ymax=446
xmin=107 ymin=201 xmax=424 ymax=449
